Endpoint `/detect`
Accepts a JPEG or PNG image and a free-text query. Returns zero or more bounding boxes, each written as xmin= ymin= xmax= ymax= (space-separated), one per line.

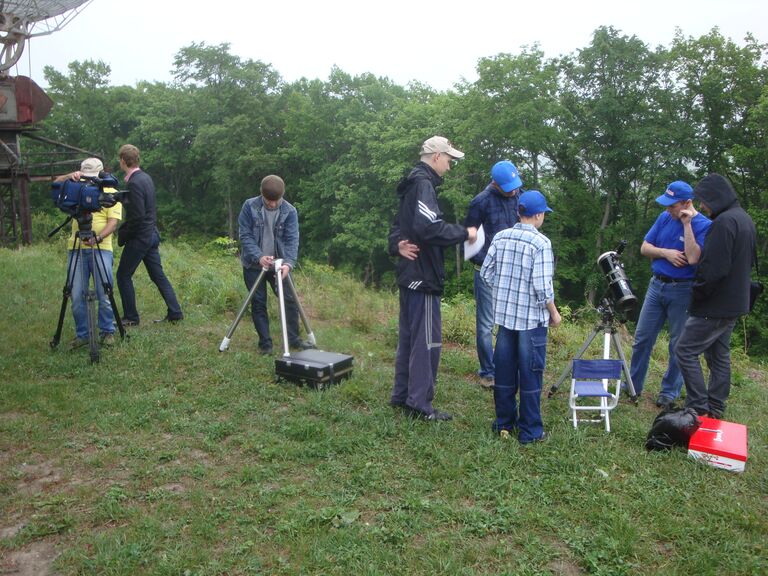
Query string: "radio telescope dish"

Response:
xmin=0 ymin=0 xmax=93 ymax=74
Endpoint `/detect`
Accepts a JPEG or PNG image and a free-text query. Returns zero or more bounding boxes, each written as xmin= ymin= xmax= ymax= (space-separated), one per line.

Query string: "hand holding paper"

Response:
xmin=464 ymin=225 xmax=485 ymax=260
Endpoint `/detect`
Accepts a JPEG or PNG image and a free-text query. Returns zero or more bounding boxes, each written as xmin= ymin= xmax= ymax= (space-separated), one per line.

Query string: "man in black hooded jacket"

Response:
xmin=675 ymin=173 xmax=757 ymax=418
xmin=387 ymin=136 xmax=477 ymax=421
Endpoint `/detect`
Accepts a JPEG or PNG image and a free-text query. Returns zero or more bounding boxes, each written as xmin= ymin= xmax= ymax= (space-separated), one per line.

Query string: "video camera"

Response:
xmin=597 ymin=240 xmax=637 ymax=315
xmin=51 ymin=174 xmax=124 ymax=218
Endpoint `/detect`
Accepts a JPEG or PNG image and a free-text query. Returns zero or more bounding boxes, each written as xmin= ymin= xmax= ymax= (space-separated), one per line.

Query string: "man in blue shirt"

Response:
xmin=629 ymin=181 xmax=711 ymax=407
xmin=481 ymin=190 xmax=561 ymax=444
xmin=464 ymin=161 xmax=522 ymax=389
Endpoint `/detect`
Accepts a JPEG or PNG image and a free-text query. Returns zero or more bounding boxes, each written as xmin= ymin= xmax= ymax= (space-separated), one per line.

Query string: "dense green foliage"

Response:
xmin=24 ymin=26 xmax=768 ymax=352
xmin=1 ymin=242 xmax=766 ymax=575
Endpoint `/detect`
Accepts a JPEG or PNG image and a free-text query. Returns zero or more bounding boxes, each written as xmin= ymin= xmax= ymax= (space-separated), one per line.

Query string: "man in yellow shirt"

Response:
xmin=56 ymin=158 xmax=122 ymax=348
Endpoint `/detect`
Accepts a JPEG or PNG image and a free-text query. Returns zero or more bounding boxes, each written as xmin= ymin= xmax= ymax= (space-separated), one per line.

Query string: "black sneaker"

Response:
xmin=258 ymin=347 xmax=273 ymax=356
xmin=655 ymin=394 xmax=674 ymax=408
xmin=403 ymin=406 xmax=452 ymax=421
xmin=425 ymin=409 xmax=452 ymax=421
xmin=154 ymin=315 xmax=183 ymax=324
xmin=290 ymin=340 xmax=316 ymax=351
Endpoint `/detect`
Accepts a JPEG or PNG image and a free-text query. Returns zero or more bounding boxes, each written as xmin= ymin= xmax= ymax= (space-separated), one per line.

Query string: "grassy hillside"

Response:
xmin=1 ymin=240 xmax=766 ymax=575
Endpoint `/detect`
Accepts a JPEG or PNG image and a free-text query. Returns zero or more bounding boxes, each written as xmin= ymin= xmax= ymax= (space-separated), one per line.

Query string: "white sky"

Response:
xmin=10 ymin=0 xmax=768 ymax=90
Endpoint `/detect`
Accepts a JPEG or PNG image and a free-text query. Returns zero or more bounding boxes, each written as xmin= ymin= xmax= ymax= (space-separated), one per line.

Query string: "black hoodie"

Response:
xmin=690 ymin=173 xmax=756 ymax=318
xmin=387 ymin=162 xmax=468 ymax=294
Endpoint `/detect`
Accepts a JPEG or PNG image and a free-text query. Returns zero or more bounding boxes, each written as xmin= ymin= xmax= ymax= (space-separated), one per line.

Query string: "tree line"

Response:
xmin=27 ymin=26 xmax=768 ymax=352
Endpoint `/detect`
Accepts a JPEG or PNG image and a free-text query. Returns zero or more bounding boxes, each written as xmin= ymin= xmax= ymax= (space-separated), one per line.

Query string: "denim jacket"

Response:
xmin=238 ymin=196 xmax=299 ymax=269
xmin=464 ymin=182 xmax=519 ymax=267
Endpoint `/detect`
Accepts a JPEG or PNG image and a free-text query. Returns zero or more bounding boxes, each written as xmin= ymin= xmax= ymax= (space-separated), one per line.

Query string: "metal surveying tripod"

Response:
xmin=218 ymin=265 xmax=316 ymax=352
xmin=49 ymin=215 xmax=126 ymax=363
xmin=548 ymin=298 xmax=637 ymax=399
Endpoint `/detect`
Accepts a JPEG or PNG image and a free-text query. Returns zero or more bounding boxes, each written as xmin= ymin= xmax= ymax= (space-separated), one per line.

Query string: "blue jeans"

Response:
xmin=676 ymin=316 xmax=737 ymax=416
xmin=68 ymin=249 xmax=115 ymax=338
xmin=243 ymin=267 xmax=301 ymax=351
xmin=474 ymin=270 xmax=495 ymax=379
xmin=116 ymin=229 xmax=182 ymax=323
xmin=629 ymin=277 xmax=691 ymax=399
xmin=492 ymin=325 xmax=548 ymax=443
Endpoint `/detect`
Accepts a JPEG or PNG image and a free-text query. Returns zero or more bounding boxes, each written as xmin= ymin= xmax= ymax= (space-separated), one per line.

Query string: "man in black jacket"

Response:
xmin=387 ymin=136 xmax=477 ymax=421
xmin=675 ymin=173 xmax=756 ymax=419
xmin=115 ymin=144 xmax=183 ymax=326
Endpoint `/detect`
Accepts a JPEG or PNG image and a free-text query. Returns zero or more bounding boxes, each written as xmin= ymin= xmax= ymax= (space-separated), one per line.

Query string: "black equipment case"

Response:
xmin=273 ymin=259 xmax=354 ymax=389
xmin=275 ymin=349 xmax=354 ymax=389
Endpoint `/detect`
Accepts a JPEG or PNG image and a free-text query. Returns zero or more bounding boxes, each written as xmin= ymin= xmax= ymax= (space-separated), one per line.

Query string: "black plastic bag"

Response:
xmin=645 ymin=407 xmax=702 ymax=451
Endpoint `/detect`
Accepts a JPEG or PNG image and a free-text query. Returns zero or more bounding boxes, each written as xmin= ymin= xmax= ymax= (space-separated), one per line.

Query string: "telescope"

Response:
xmin=597 ymin=240 xmax=637 ymax=314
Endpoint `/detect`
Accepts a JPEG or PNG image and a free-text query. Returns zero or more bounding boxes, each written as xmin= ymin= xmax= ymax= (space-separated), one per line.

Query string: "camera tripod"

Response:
xmin=218 ymin=263 xmax=316 ymax=352
xmin=548 ymin=298 xmax=637 ymax=399
xmin=49 ymin=217 xmax=126 ymax=363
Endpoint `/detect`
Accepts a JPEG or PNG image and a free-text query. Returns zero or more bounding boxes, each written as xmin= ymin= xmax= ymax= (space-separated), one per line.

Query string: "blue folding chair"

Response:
xmin=568 ymin=359 xmax=624 ymax=432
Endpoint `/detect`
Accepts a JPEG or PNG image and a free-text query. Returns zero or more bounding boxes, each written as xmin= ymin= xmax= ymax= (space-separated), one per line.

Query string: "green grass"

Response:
xmin=0 ymin=242 xmax=766 ymax=575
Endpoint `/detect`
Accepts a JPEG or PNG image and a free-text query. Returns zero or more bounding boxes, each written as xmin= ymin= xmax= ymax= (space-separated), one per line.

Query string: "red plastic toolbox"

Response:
xmin=688 ymin=417 xmax=748 ymax=472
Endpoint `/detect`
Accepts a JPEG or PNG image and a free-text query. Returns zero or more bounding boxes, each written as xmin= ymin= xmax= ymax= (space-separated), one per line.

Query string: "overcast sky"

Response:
xmin=11 ymin=0 xmax=768 ymax=90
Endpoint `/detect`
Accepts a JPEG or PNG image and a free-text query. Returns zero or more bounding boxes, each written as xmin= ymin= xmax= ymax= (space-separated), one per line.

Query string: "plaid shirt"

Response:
xmin=480 ymin=223 xmax=555 ymax=331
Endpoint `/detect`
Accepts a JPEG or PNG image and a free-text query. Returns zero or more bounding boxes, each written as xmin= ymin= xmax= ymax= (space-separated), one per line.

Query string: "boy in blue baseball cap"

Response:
xmin=480 ymin=190 xmax=561 ymax=444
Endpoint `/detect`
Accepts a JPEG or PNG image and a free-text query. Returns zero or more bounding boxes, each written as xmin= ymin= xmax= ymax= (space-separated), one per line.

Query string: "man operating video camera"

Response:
xmin=54 ymin=158 xmax=122 ymax=349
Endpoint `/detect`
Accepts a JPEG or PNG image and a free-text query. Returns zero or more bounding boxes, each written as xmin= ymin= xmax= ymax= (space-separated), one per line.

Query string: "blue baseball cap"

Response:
xmin=656 ymin=180 xmax=694 ymax=206
xmin=518 ymin=190 xmax=553 ymax=216
xmin=491 ymin=160 xmax=523 ymax=193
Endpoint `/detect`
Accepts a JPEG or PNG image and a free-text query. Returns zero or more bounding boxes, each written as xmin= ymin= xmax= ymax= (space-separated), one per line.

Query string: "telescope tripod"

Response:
xmin=50 ymin=228 xmax=126 ymax=363
xmin=218 ymin=264 xmax=316 ymax=352
xmin=548 ymin=299 xmax=637 ymax=399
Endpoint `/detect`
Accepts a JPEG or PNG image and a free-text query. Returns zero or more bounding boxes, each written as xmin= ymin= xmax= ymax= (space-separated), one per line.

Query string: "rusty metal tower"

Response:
xmin=0 ymin=1 xmax=94 ymax=245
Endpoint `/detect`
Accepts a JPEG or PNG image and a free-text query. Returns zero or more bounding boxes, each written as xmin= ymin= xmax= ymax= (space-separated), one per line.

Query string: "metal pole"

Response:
xmin=218 ymin=267 xmax=267 ymax=351
xmin=274 ymin=259 xmax=291 ymax=357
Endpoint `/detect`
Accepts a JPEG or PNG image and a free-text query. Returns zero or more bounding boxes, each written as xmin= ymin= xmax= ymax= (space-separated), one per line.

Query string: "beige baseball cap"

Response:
xmin=80 ymin=158 xmax=104 ymax=177
xmin=420 ymin=136 xmax=465 ymax=159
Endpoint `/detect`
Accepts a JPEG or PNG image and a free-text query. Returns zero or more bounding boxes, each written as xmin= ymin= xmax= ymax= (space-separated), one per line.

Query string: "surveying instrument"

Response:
xmin=218 ymin=263 xmax=316 ymax=353
xmin=219 ymin=260 xmax=354 ymax=389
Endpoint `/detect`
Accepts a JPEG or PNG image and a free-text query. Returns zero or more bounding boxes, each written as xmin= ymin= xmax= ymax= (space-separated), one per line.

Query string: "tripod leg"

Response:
xmin=85 ymin=247 xmax=100 ymax=363
xmin=285 ymin=273 xmax=316 ymax=347
xmin=109 ymin=289 xmax=126 ymax=340
xmin=610 ymin=331 xmax=637 ymax=398
xmin=548 ymin=326 xmax=602 ymax=397
xmin=219 ymin=268 xmax=267 ymax=351
xmin=50 ymin=292 xmax=70 ymax=349
xmin=50 ymin=242 xmax=80 ymax=349
xmin=86 ymin=290 xmax=100 ymax=363
xmin=92 ymin=244 xmax=125 ymax=340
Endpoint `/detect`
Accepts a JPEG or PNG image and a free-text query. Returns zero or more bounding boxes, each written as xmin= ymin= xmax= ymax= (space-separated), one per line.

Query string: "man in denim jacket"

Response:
xmin=238 ymin=175 xmax=307 ymax=354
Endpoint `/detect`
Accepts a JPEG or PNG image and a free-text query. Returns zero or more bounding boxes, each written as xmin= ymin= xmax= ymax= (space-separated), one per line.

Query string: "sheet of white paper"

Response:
xmin=464 ymin=224 xmax=485 ymax=261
